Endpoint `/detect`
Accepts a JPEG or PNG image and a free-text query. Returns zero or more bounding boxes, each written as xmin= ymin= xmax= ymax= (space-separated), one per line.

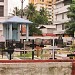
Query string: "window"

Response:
xmin=48 ymin=5 xmax=51 ymax=6
xmin=62 ymin=24 xmax=65 ymax=30
xmin=0 ymin=6 xmax=4 ymax=17
xmin=42 ymin=0 xmax=44 ymax=2
xmin=56 ymin=0 xmax=59 ymax=1
xmin=56 ymin=24 xmax=57 ymax=30
xmin=64 ymin=0 xmax=72 ymax=5
xmin=56 ymin=15 xmax=57 ymax=20
xmin=0 ymin=0 xmax=4 ymax=2
xmin=62 ymin=13 xmax=64 ymax=19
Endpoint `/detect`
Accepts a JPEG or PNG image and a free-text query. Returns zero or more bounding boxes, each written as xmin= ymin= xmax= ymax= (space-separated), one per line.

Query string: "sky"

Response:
xmin=8 ymin=0 xmax=28 ymax=15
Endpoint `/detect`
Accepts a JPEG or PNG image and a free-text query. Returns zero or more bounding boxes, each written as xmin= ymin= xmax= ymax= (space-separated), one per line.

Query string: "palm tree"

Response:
xmin=25 ymin=3 xmax=37 ymax=21
xmin=39 ymin=7 xmax=47 ymax=16
xmin=12 ymin=7 xmax=21 ymax=16
xmin=39 ymin=7 xmax=48 ymax=24
xmin=25 ymin=3 xmax=42 ymax=35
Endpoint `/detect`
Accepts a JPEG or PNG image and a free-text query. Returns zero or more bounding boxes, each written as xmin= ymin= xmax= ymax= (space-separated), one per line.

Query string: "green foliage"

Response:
xmin=65 ymin=0 xmax=75 ymax=36
xmin=12 ymin=3 xmax=49 ymax=36
xmin=17 ymin=52 xmax=32 ymax=57
xmin=11 ymin=7 xmax=21 ymax=16
xmin=25 ymin=3 xmax=48 ymax=36
xmin=25 ymin=3 xmax=37 ymax=21
xmin=34 ymin=14 xmax=48 ymax=25
xmin=65 ymin=21 xmax=75 ymax=36
xmin=70 ymin=44 xmax=75 ymax=51
xmin=29 ymin=24 xmax=42 ymax=36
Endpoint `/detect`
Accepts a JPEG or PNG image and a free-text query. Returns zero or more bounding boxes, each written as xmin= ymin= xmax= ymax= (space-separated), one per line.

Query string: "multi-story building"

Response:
xmin=0 ymin=0 xmax=8 ymax=36
xmin=29 ymin=0 xmax=56 ymax=24
xmin=53 ymin=0 xmax=71 ymax=37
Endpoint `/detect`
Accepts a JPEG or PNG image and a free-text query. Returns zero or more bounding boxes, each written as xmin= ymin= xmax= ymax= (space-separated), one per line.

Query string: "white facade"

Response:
xmin=0 ymin=0 xmax=8 ymax=36
xmin=53 ymin=0 xmax=70 ymax=34
xmin=39 ymin=25 xmax=56 ymax=34
xmin=0 ymin=0 xmax=8 ymax=21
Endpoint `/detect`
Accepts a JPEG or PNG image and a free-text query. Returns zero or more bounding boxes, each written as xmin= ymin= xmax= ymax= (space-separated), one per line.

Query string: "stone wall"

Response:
xmin=0 ymin=62 xmax=72 ymax=75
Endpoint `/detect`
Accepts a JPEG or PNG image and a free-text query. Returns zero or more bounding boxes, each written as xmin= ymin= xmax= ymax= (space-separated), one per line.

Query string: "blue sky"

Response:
xmin=8 ymin=0 xmax=28 ymax=15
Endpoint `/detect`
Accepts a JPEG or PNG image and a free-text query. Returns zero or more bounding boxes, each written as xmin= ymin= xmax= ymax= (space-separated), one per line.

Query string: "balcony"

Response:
xmin=54 ymin=5 xmax=70 ymax=14
xmin=56 ymin=0 xmax=64 ymax=4
xmin=53 ymin=18 xmax=70 ymax=25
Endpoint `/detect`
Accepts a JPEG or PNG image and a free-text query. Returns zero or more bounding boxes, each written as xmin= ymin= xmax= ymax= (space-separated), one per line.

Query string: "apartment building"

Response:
xmin=0 ymin=0 xmax=8 ymax=36
xmin=29 ymin=0 xmax=56 ymax=23
xmin=53 ymin=0 xmax=71 ymax=37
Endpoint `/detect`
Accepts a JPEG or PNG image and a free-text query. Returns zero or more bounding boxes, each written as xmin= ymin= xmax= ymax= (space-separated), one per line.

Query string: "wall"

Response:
xmin=0 ymin=0 xmax=8 ymax=36
xmin=0 ymin=60 xmax=73 ymax=75
xmin=4 ymin=0 xmax=8 ymax=17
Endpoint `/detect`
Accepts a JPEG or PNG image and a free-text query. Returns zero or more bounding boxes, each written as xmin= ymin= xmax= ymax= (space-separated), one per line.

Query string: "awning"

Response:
xmin=2 ymin=16 xmax=33 ymax=24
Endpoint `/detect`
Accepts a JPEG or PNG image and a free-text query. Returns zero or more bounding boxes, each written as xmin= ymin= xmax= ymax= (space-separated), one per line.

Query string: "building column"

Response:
xmin=9 ymin=24 xmax=12 ymax=40
xmin=3 ymin=24 xmax=6 ymax=39
xmin=18 ymin=25 xmax=20 ymax=41
xmin=26 ymin=25 xmax=29 ymax=41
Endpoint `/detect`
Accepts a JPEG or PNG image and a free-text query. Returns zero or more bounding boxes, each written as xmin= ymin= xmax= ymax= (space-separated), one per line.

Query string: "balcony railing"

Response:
xmin=54 ymin=5 xmax=70 ymax=14
xmin=53 ymin=18 xmax=70 ymax=24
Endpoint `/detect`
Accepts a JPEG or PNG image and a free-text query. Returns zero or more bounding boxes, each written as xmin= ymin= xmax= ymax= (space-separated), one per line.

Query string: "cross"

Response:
xmin=27 ymin=40 xmax=35 ymax=59
xmin=27 ymin=40 xmax=45 ymax=59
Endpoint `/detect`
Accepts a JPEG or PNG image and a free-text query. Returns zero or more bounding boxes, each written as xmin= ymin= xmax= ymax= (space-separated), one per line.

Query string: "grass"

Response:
xmin=17 ymin=52 xmax=32 ymax=57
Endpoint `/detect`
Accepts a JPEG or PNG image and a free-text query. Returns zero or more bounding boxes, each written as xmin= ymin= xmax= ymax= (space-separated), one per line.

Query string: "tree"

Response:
xmin=12 ymin=4 xmax=48 ymax=36
xmin=34 ymin=7 xmax=48 ymax=25
xmin=25 ymin=4 xmax=49 ymax=36
xmin=39 ymin=7 xmax=48 ymax=24
xmin=11 ymin=7 xmax=21 ymax=16
xmin=25 ymin=3 xmax=43 ymax=36
xmin=25 ymin=3 xmax=37 ymax=21
xmin=65 ymin=0 xmax=75 ymax=36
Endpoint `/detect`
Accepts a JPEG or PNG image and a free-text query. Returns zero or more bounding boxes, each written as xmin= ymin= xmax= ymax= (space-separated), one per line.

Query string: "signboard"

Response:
xmin=21 ymin=25 xmax=26 ymax=36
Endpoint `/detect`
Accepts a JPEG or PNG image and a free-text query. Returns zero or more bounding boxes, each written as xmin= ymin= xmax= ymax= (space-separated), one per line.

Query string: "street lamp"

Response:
xmin=20 ymin=0 xmax=25 ymax=35
xmin=20 ymin=0 xmax=25 ymax=18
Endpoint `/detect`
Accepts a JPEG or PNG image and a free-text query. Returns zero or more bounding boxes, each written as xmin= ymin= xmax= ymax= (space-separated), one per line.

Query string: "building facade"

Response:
xmin=38 ymin=25 xmax=56 ymax=36
xmin=53 ymin=0 xmax=71 ymax=37
xmin=0 ymin=0 xmax=8 ymax=36
xmin=29 ymin=0 xmax=56 ymax=23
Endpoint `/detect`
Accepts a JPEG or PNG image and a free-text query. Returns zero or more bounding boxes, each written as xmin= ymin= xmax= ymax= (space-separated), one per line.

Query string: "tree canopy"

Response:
xmin=25 ymin=3 xmax=48 ymax=36
xmin=11 ymin=7 xmax=21 ymax=16
xmin=65 ymin=0 xmax=75 ymax=36
xmin=34 ymin=7 xmax=48 ymax=25
xmin=12 ymin=3 xmax=49 ymax=36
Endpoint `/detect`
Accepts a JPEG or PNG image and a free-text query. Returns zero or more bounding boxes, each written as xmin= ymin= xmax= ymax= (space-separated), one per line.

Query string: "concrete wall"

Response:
xmin=0 ymin=62 xmax=72 ymax=75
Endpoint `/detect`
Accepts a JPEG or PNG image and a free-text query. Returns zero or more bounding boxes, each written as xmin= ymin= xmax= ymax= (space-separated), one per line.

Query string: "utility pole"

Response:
xmin=21 ymin=0 xmax=24 ymax=18
xmin=20 ymin=0 xmax=25 ymax=35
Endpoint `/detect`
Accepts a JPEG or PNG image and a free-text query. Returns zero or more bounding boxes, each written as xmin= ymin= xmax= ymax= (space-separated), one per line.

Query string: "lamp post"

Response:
xmin=20 ymin=0 xmax=25 ymax=18
xmin=20 ymin=0 xmax=25 ymax=36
